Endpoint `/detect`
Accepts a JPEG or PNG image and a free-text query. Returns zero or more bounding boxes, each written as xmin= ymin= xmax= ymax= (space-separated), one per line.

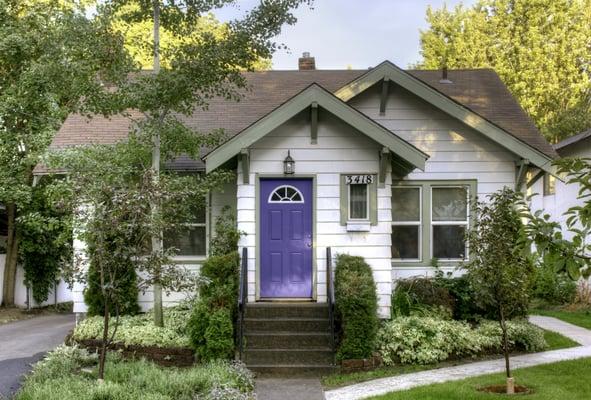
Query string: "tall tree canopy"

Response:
xmin=417 ymin=0 xmax=591 ymax=143
xmin=0 ymin=0 xmax=131 ymax=305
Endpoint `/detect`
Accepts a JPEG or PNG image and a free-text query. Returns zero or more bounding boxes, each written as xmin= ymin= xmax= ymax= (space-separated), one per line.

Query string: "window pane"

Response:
xmin=164 ymin=226 xmax=206 ymax=256
xmin=349 ymin=184 xmax=368 ymax=219
xmin=391 ymin=225 xmax=419 ymax=259
xmin=432 ymin=187 xmax=468 ymax=221
xmin=433 ymin=225 xmax=466 ymax=259
xmin=392 ymin=187 xmax=420 ymax=221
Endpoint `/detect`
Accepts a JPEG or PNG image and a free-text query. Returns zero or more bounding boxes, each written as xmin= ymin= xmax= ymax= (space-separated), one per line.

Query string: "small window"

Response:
xmin=431 ymin=187 xmax=468 ymax=260
xmin=391 ymin=187 xmax=421 ymax=260
xmin=349 ymin=184 xmax=369 ymax=220
xmin=164 ymin=202 xmax=207 ymax=256
xmin=543 ymin=174 xmax=556 ymax=196
xmin=268 ymin=185 xmax=304 ymax=203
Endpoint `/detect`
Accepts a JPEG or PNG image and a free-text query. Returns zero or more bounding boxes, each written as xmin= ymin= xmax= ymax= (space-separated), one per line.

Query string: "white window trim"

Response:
xmin=348 ymin=183 xmax=370 ymax=221
xmin=430 ymin=186 xmax=470 ymax=262
xmin=392 ymin=186 xmax=422 ymax=262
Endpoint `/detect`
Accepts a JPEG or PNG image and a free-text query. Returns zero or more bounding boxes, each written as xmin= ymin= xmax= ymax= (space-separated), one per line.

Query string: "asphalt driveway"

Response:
xmin=0 ymin=313 xmax=75 ymax=398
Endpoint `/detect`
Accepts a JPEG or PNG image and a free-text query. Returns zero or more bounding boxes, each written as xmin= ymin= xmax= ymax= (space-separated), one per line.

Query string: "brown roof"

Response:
xmin=38 ymin=67 xmax=555 ymax=173
xmin=554 ymin=128 xmax=591 ymax=153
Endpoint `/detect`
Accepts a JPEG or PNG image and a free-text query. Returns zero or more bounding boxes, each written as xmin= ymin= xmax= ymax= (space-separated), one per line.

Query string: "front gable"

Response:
xmin=334 ymin=61 xmax=556 ymax=174
xmin=204 ymin=84 xmax=429 ymax=174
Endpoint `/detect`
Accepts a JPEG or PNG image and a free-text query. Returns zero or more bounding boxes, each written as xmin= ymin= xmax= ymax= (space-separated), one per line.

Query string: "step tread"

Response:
xmin=245 ymin=331 xmax=331 ymax=336
xmin=245 ymin=348 xmax=333 ymax=352
xmin=244 ymin=317 xmax=328 ymax=321
xmin=247 ymin=364 xmax=335 ymax=368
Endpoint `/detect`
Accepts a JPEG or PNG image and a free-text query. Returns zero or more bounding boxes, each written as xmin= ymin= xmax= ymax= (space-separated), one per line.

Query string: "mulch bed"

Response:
xmin=478 ymin=384 xmax=533 ymax=395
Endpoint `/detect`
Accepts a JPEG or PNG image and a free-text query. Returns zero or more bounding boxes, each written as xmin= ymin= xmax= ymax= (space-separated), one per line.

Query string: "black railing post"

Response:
xmin=326 ymin=247 xmax=336 ymax=358
xmin=237 ymin=247 xmax=248 ymax=361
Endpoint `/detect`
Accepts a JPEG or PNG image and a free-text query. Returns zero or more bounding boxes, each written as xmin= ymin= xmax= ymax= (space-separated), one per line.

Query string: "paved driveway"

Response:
xmin=0 ymin=314 xmax=75 ymax=398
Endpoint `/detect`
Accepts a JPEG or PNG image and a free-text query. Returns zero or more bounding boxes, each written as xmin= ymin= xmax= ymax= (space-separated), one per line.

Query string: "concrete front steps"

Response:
xmin=243 ymin=303 xmax=336 ymax=376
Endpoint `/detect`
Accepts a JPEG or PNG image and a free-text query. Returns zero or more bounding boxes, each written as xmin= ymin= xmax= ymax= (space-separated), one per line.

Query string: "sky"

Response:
xmin=214 ymin=0 xmax=477 ymax=70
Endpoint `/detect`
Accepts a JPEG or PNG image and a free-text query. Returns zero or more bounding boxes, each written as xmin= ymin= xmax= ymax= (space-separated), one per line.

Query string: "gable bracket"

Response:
xmin=515 ymin=159 xmax=530 ymax=191
xmin=379 ymin=78 xmax=390 ymax=115
xmin=240 ymin=148 xmax=250 ymax=184
xmin=311 ymin=102 xmax=318 ymax=144
xmin=379 ymin=147 xmax=390 ymax=187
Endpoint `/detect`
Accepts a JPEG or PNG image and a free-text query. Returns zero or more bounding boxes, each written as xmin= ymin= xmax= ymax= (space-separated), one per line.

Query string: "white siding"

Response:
xmin=238 ymin=110 xmax=393 ymax=317
xmin=348 ymin=81 xmax=520 ymax=285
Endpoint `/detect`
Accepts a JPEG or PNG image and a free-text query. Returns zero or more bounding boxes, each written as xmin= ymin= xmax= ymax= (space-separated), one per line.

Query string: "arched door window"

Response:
xmin=268 ymin=185 xmax=304 ymax=203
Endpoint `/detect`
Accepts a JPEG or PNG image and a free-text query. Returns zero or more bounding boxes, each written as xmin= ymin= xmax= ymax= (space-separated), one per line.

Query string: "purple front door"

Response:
xmin=260 ymin=179 xmax=313 ymax=298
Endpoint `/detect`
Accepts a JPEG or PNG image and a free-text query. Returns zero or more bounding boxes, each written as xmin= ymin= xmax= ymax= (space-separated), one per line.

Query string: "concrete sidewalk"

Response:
xmin=256 ymin=378 xmax=325 ymax=400
xmin=324 ymin=316 xmax=591 ymax=400
xmin=0 ymin=313 xmax=75 ymax=398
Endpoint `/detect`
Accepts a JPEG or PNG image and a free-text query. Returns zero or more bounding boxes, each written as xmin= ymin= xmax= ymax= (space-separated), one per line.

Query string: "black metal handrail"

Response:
xmin=237 ymin=247 xmax=248 ymax=360
xmin=326 ymin=247 xmax=336 ymax=356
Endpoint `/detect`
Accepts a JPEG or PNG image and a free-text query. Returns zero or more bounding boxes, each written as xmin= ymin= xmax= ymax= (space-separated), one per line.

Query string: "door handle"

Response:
xmin=306 ymin=242 xmax=312 ymax=248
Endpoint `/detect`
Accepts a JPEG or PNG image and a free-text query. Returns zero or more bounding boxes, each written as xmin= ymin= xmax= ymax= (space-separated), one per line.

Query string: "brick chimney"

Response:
xmin=298 ymin=52 xmax=316 ymax=70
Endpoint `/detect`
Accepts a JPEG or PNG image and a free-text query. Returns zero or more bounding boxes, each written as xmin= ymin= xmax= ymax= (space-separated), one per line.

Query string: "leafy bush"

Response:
xmin=16 ymin=345 xmax=255 ymax=400
xmin=72 ymin=303 xmax=191 ymax=347
xmin=377 ymin=317 xmax=547 ymax=366
xmin=84 ymin=257 xmax=141 ymax=317
xmin=187 ymin=252 xmax=239 ymax=361
xmin=534 ymin=263 xmax=577 ymax=305
xmin=391 ymin=278 xmax=454 ymax=318
xmin=209 ymin=206 xmax=243 ymax=257
xmin=334 ymin=254 xmax=379 ymax=360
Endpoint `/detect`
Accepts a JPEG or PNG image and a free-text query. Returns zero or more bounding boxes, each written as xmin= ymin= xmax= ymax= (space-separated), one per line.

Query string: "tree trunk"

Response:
xmin=98 ymin=264 xmax=109 ymax=381
xmin=151 ymin=0 xmax=164 ymax=327
xmin=2 ymin=203 xmax=18 ymax=306
xmin=499 ymin=307 xmax=514 ymax=394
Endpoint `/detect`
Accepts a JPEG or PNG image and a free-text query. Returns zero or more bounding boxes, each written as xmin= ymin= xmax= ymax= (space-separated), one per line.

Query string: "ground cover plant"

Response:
xmin=15 ymin=345 xmax=255 ymax=400
xmin=369 ymin=357 xmax=591 ymax=400
xmin=322 ymin=328 xmax=577 ymax=389
xmin=72 ymin=302 xmax=192 ymax=348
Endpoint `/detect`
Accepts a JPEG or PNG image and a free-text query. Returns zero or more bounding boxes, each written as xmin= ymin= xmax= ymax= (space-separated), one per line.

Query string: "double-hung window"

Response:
xmin=431 ymin=187 xmax=469 ymax=260
xmin=391 ymin=187 xmax=421 ymax=260
xmin=164 ymin=201 xmax=207 ymax=257
xmin=340 ymin=174 xmax=377 ymax=228
xmin=392 ymin=181 xmax=473 ymax=263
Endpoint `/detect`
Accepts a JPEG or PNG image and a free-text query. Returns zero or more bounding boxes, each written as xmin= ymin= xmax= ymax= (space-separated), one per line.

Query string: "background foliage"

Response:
xmin=418 ymin=0 xmax=591 ymax=142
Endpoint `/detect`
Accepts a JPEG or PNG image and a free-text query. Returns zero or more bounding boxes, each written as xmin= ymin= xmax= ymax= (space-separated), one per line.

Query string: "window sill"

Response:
xmin=346 ymin=221 xmax=371 ymax=232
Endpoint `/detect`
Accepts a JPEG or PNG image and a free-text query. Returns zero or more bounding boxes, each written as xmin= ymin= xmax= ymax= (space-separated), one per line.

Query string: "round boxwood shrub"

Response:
xmin=334 ymin=254 xmax=378 ymax=361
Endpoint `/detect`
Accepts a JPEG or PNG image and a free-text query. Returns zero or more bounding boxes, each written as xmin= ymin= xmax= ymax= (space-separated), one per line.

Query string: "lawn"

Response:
xmin=369 ymin=357 xmax=591 ymax=399
xmin=532 ymin=307 xmax=591 ymax=330
xmin=322 ymin=329 xmax=578 ymax=389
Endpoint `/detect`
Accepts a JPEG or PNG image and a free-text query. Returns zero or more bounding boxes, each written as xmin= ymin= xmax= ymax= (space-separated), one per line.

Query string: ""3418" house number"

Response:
xmin=345 ymin=175 xmax=374 ymax=184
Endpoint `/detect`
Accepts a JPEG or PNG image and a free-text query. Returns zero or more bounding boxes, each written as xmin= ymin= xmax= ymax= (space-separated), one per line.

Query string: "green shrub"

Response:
xmin=334 ymin=254 xmax=379 ymax=360
xmin=534 ymin=263 xmax=577 ymax=305
xmin=391 ymin=278 xmax=454 ymax=318
xmin=84 ymin=258 xmax=140 ymax=317
xmin=187 ymin=252 xmax=239 ymax=360
xmin=377 ymin=317 xmax=547 ymax=366
xmin=209 ymin=206 xmax=243 ymax=257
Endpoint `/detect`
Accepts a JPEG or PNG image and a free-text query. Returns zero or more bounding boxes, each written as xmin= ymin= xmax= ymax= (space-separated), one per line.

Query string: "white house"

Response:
xmin=529 ymin=128 xmax=591 ymax=239
xmin=34 ymin=55 xmax=557 ymax=319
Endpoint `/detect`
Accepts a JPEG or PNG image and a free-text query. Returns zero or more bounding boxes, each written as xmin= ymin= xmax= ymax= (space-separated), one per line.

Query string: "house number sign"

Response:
xmin=345 ymin=175 xmax=374 ymax=184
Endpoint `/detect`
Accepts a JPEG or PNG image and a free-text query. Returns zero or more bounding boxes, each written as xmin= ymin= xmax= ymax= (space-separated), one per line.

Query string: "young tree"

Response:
xmin=464 ymin=188 xmax=535 ymax=394
xmin=96 ymin=0 xmax=311 ymax=326
xmin=417 ymin=0 xmax=591 ymax=143
xmin=0 ymin=0 xmax=132 ymax=305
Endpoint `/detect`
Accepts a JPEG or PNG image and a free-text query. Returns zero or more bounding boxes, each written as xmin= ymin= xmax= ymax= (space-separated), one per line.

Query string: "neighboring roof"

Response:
xmin=554 ymin=128 xmax=591 ymax=152
xmin=37 ymin=62 xmax=556 ymax=173
xmin=205 ymin=84 xmax=429 ymax=173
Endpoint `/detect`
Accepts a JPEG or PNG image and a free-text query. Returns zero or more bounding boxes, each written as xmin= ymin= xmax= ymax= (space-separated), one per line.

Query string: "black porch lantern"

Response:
xmin=283 ymin=150 xmax=295 ymax=175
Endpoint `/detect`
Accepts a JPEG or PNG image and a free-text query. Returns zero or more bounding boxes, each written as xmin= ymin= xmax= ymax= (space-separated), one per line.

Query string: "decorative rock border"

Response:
xmin=74 ymin=338 xmax=195 ymax=367
xmin=341 ymin=354 xmax=382 ymax=373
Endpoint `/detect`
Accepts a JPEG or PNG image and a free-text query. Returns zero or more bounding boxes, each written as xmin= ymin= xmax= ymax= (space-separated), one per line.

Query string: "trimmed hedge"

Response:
xmin=187 ymin=252 xmax=239 ymax=361
xmin=334 ymin=254 xmax=379 ymax=361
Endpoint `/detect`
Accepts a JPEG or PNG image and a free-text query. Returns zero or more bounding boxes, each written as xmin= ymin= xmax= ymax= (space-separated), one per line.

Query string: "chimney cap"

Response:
xmin=302 ymin=51 xmax=310 ymax=58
